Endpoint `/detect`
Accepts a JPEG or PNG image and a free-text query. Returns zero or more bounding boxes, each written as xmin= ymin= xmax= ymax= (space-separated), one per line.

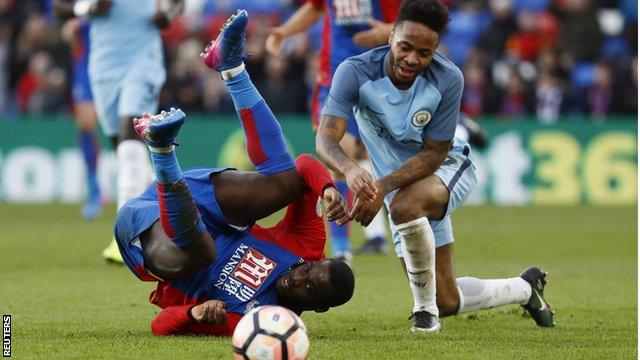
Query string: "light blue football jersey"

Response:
xmin=88 ymin=0 xmax=162 ymax=80
xmin=322 ymin=46 xmax=467 ymax=198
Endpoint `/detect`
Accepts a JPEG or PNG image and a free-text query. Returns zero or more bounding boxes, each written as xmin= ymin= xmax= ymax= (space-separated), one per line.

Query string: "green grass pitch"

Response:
xmin=1 ymin=204 xmax=636 ymax=359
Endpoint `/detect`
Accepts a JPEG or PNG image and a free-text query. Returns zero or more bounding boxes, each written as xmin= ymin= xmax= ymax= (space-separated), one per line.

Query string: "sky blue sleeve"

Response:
xmin=321 ymin=61 xmax=360 ymax=122
xmin=424 ymin=66 xmax=464 ymax=142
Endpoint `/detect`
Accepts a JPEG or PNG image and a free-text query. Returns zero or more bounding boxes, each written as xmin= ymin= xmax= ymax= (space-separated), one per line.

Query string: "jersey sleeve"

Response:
xmin=150 ymin=305 xmax=242 ymax=337
xmin=268 ymin=154 xmax=333 ymax=261
xmin=321 ymin=61 xmax=360 ymax=123
xmin=425 ymin=66 xmax=464 ymax=142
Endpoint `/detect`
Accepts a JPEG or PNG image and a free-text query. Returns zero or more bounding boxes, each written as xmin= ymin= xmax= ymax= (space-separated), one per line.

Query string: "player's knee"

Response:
xmin=182 ymin=236 xmax=216 ymax=275
xmin=389 ymin=193 xmax=422 ymax=224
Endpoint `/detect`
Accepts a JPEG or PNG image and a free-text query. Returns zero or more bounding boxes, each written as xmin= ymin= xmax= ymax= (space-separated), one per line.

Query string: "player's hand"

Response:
xmin=190 ymin=300 xmax=227 ymax=326
xmin=349 ymin=187 xmax=385 ymax=226
xmin=88 ymin=0 xmax=113 ymax=16
xmin=344 ymin=164 xmax=378 ymax=203
xmin=322 ymin=186 xmax=350 ymax=225
xmin=265 ymin=28 xmax=286 ymax=59
xmin=352 ymin=19 xmax=392 ymax=48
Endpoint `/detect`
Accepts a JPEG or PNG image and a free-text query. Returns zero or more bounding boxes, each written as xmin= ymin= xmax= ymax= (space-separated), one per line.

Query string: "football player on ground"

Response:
xmin=316 ymin=0 xmax=554 ymax=332
xmin=114 ymin=11 xmax=354 ymax=336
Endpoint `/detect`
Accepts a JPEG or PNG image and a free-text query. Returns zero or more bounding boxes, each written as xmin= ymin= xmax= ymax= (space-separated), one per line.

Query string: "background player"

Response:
xmin=114 ymin=11 xmax=354 ymax=335
xmin=54 ymin=0 xmax=184 ymax=262
xmin=265 ymin=0 xmax=400 ymax=263
xmin=59 ymin=15 xmax=102 ymax=220
xmin=316 ymin=0 xmax=554 ymax=332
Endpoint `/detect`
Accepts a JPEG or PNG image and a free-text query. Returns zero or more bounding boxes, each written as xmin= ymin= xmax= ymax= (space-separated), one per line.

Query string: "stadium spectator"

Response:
xmin=115 ymin=12 xmax=354 ymax=335
xmin=587 ymin=61 xmax=614 ymax=119
xmin=535 ymin=70 xmax=564 ymax=124
xmin=476 ymin=0 xmax=518 ymax=62
xmin=554 ymin=0 xmax=604 ymax=62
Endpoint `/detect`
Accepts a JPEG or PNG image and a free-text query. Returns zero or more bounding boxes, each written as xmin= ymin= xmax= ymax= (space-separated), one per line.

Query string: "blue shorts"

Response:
xmin=388 ymin=139 xmax=477 ymax=257
xmin=315 ymin=84 xmax=361 ymax=140
xmin=90 ymin=59 xmax=166 ymax=138
xmin=114 ymin=168 xmax=245 ymax=281
xmin=72 ymin=59 xmax=93 ymax=103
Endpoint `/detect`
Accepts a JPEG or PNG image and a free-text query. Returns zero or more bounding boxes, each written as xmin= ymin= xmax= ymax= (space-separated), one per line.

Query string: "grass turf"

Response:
xmin=0 ymin=204 xmax=636 ymax=359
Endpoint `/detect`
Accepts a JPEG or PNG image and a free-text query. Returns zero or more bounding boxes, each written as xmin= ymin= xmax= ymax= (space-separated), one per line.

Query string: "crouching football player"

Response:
xmin=114 ymin=10 xmax=354 ymax=336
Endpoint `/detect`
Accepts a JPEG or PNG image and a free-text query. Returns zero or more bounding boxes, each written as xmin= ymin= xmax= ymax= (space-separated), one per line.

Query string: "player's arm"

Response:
xmin=151 ymin=0 xmax=184 ymax=29
xmin=316 ymin=62 xmax=378 ymax=203
xmin=352 ymin=19 xmax=394 ymax=48
xmin=379 ymin=139 xmax=451 ymax=193
xmin=151 ymin=301 xmax=242 ymax=336
xmin=265 ymin=2 xmax=324 ymax=58
xmin=53 ymin=0 xmax=112 ymax=20
xmin=271 ymin=155 xmax=348 ymax=259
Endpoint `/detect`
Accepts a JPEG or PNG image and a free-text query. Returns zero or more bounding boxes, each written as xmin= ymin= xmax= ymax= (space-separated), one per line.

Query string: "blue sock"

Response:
xmin=224 ymin=70 xmax=262 ymax=110
xmin=225 ymin=70 xmax=294 ymax=175
xmin=150 ymin=150 xmax=183 ymax=185
xmin=330 ymin=180 xmax=351 ymax=254
xmin=150 ymin=150 xmax=206 ymax=248
xmin=79 ymin=130 xmax=100 ymax=198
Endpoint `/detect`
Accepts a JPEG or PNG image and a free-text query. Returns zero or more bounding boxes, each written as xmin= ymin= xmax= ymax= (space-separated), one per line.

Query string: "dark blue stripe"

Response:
xmin=447 ymin=158 xmax=472 ymax=192
xmin=463 ymin=145 xmax=470 ymax=157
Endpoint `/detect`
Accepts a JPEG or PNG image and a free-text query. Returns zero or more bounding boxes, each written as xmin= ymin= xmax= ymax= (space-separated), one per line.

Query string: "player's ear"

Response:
xmin=313 ymin=307 xmax=329 ymax=313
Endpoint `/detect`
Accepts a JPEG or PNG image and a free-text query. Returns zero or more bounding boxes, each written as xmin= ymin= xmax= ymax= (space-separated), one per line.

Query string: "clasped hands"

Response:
xmin=344 ymin=165 xmax=385 ymax=227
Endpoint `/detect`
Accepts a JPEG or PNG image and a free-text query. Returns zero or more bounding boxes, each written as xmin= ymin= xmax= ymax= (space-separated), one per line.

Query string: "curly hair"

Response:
xmin=395 ymin=0 xmax=450 ymax=35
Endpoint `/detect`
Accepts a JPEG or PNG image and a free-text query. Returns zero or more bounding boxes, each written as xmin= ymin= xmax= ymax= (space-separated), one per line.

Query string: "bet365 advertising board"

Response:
xmin=0 ymin=116 xmax=635 ymax=205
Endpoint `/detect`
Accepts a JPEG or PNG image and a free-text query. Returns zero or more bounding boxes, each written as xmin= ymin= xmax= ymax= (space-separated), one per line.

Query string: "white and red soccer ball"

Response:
xmin=232 ymin=305 xmax=310 ymax=360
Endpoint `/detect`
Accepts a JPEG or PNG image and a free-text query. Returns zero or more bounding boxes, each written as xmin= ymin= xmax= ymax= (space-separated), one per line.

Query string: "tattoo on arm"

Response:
xmin=379 ymin=138 xmax=451 ymax=193
xmin=315 ymin=115 xmax=357 ymax=174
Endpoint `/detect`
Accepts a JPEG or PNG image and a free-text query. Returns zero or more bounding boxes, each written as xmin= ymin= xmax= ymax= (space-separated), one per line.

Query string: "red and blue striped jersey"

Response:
xmin=309 ymin=0 xmax=399 ymax=85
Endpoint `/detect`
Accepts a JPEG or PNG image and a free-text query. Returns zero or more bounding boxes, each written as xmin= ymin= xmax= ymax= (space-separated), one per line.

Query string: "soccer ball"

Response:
xmin=232 ymin=305 xmax=310 ymax=360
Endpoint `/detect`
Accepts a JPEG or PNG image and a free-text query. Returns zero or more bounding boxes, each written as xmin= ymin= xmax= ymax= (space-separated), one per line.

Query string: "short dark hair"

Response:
xmin=327 ymin=259 xmax=355 ymax=307
xmin=395 ymin=0 xmax=450 ymax=35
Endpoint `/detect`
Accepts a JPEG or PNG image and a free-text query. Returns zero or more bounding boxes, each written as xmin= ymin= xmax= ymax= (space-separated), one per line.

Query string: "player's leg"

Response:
xmin=89 ymin=75 xmax=131 ymax=262
xmin=431 ymin=238 xmax=542 ymax=318
xmin=201 ymin=10 xmax=302 ymax=226
xmin=134 ymin=109 xmax=214 ymax=279
xmin=389 ymin=174 xmax=448 ymax=332
xmin=431 ymin=144 xmax=554 ymax=327
xmin=101 ymin=58 xmax=166 ymax=262
xmin=75 ymin=101 xmax=103 ymax=220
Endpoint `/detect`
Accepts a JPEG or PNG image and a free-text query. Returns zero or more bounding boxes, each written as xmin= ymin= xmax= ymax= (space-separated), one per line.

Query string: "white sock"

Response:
xmin=364 ymin=210 xmax=388 ymax=240
xmin=117 ymin=140 xmax=152 ymax=209
xmin=396 ymin=217 xmax=437 ymax=315
xmin=357 ymin=159 xmax=388 ymax=240
xmin=456 ymin=276 xmax=532 ymax=313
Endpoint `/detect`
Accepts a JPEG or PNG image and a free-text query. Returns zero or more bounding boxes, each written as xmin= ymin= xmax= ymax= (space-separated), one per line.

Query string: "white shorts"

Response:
xmin=389 ymin=141 xmax=477 ymax=257
xmin=90 ymin=60 xmax=166 ymax=138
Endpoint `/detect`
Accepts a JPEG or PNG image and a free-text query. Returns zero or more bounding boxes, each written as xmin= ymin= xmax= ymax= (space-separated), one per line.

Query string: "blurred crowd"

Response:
xmin=0 ymin=0 xmax=636 ymax=123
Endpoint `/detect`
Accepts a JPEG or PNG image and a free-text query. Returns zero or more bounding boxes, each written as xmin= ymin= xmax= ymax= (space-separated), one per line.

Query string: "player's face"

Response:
xmin=275 ymin=260 xmax=335 ymax=311
xmin=387 ymin=21 xmax=439 ymax=89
